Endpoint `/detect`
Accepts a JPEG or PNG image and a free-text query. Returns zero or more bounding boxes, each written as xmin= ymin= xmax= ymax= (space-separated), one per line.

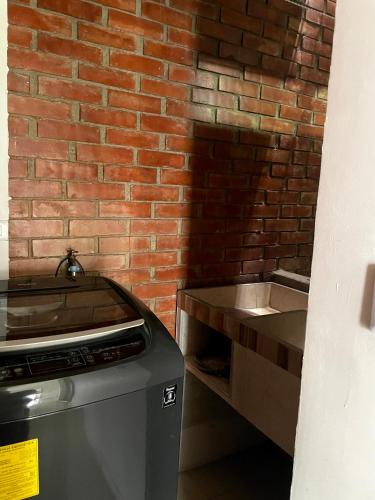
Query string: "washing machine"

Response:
xmin=0 ymin=276 xmax=184 ymax=500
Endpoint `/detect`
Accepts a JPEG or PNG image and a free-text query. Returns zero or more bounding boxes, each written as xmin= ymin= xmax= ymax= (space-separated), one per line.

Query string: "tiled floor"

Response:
xmin=178 ymin=442 xmax=293 ymax=500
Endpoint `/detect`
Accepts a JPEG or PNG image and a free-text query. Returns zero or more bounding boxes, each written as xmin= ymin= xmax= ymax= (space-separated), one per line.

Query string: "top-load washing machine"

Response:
xmin=0 ymin=276 xmax=184 ymax=500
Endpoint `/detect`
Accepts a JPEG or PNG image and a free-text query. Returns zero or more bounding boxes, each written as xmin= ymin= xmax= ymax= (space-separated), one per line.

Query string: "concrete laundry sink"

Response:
xmin=177 ymin=282 xmax=309 ymax=455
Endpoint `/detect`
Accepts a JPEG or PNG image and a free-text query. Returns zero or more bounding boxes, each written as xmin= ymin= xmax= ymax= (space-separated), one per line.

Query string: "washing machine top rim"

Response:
xmin=0 ymin=276 xmax=144 ymax=353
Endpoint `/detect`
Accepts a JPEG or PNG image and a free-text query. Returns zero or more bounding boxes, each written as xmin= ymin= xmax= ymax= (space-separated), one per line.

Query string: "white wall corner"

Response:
xmin=0 ymin=1 xmax=8 ymax=279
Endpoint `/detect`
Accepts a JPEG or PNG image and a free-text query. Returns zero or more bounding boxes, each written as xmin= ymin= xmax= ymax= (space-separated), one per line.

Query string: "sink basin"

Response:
xmin=182 ymin=283 xmax=308 ymax=353
xmin=184 ymin=282 xmax=308 ymax=317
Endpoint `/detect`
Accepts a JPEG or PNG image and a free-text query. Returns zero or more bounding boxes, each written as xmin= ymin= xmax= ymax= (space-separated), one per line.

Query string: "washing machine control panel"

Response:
xmin=0 ymin=330 xmax=146 ymax=382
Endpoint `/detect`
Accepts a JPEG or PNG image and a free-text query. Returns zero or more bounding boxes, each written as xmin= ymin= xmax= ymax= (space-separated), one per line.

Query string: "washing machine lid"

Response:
xmin=0 ymin=277 xmax=144 ymax=352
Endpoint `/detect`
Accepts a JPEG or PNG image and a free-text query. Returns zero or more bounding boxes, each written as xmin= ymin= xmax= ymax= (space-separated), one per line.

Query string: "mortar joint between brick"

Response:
xmin=71 ymin=19 xmax=78 ymax=40
xmin=31 ymin=31 xmax=38 ymax=51
xmin=102 ymin=7 xmax=109 ymax=27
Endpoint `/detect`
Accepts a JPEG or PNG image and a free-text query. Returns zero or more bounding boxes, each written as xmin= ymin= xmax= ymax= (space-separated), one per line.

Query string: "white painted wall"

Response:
xmin=0 ymin=3 xmax=8 ymax=279
xmin=291 ymin=1 xmax=375 ymax=498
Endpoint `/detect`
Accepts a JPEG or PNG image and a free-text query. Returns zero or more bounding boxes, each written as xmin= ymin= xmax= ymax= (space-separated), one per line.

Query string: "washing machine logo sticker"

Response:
xmin=163 ymin=385 xmax=177 ymax=408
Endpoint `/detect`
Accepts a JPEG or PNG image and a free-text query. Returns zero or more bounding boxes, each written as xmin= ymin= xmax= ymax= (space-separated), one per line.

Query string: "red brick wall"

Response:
xmin=7 ymin=0 xmax=335 ymax=333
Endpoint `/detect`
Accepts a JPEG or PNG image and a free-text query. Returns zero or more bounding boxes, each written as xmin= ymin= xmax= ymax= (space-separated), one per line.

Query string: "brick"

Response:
xmin=142 ymin=2 xmax=192 ymax=30
xmin=38 ymin=0 xmax=102 ymax=22
xmin=242 ymin=259 xmax=277 ymax=274
xmin=303 ymin=36 xmax=332 ymax=58
xmin=33 ymin=200 xmax=96 ymax=217
xmin=9 ymin=240 xmax=29 ymax=258
xmin=131 ymin=185 xmax=179 ymax=202
xmin=100 ymin=202 xmax=151 ymax=217
xmin=9 ymin=137 xmax=69 ymax=160
xmin=257 ymin=148 xmax=290 ymax=163
xmin=94 ymin=0 xmax=136 ymax=11
xmin=298 ymin=124 xmax=324 ymax=139
xmin=261 ymin=117 xmax=295 ymax=135
xmin=108 ymin=10 xmax=163 ymax=40
xmin=9 ymin=95 xmax=70 ymax=120
xmin=78 ymin=64 xmax=136 ymax=91
xmin=221 ymin=7 xmax=261 ymax=34
xmin=38 ymin=33 xmax=102 ymax=65
xmin=105 ymin=165 xmax=157 ymax=183
xmin=265 ymin=219 xmax=298 ymax=231
xmin=81 ymin=255 xmax=126 ymax=271
xmin=300 ymin=67 xmax=329 ymax=86
xmin=267 ymin=191 xmax=299 ymax=204
xmin=160 ymin=170 xmax=194 ymax=186
xmin=132 ymin=283 xmax=177 ymax=299
xmin=33 ymin=238 xmax=95 ymax=257
xmin=9 ymin=159 xmax=28 ymax=178
xmin=7 ymin=112 xmax=25 ymax=137
xmin=9 ymin=47 xmax=71 ymax=76
xmin=141 ymin=78 xmax=189 ymax=100
xmin=168 ymin=28 xmax=218 ymax=56
xmin=306 ymin=9 xmax=335 ymax=30
xmin=77 ymin=23 xmax=136 ymax=51
xmin=144 ymin=40 xmax=193 ymax=66
xmin=167 ymin=100 xmax=213 ymax=123
xmin=288 ymin=178 xmax=319 ymax=191
xmin=9 ymin=116 xmax=29 ymax=137
xmin=70 ymin=219 xmax=128 ymax=236
xmin=197 ymin=17 xmax=242 ymax=44
xmin=195 ymin=123 xmax=236 ymax=142
xmin=225 ymin=247 xmax=263 ymax=262
xmin=10 ymin=258 xmax=61 ymax=277
xmin=198 ymin=54 xmax=241 ymax=78
xmin=39 ymin=76 xmax=102 ymax=103
xmin=262 ymin=86 xmax=296 ymax=106
xmin=156 ymin=235 xmax=189 ymax=250
xmin=169 ymin=65 xmax=216 ymax=88
xmin=131 ymin=252 xmax=177 ymax=268
xmin=8 ymin=72 xmax=30 ymax=93
xmin=139 ymin=151 xmax=185 ymax=168
xmin=220 ymin=42 xmax=259 ymax=66
xmin=9 ymin=179 xmax=61 ymax=198
xmin=108 ymin=90 xmax=161 ymax=113
xmin=166 ymin=136 xmax=210 ymax=155
xmin=262 ymin=55 xmax=298 ymax=78
xmin=243 ymin=232 xmax=279 ymax=246
xmin=265 ymin=245 xmax=297 ymax=259
xmin=107 ymin=130 xmax=159 ymax=149
xmin=298 ymin=95 xmax=327 ymax=112
xmin=155 ymin=203 xmax=192 ymax=218
xmin=8 ymin=25 xmax=32 ymax=48
xmin=170 ymin=0 xmax=217 ymax=19
xmin=80 ymin=105 xmax=137 ymax=128
xmin=285 ymin=78 xmax=316 ymax=97
xmin=282 ymin=205 xmax=313 ymax=217
xmin=35 ymin=160 xmax=97 ymax=181
xmin=9 ymin=220 xmax=63 ymax=238
xmin=217 ymin=109 xmax=258 ymax=129
xmin=8 ymin=5 xmax=71 ymax=36
xmin=99 ymin=237 xmax=130 ymax=254
xmin=280 ymin=105 xmax=312 ymax=123
xmin=192 ymin=88 xmax=235 ymax=109
xmin=38 ymin=120 xmax=100 ymax=143
xmin=68 ymin=182 xmax=124 ymax=200
xmin=219 ymin=76 xmax=258 ymax=98
xmin=110 ymin=51 xmax=164 ymax=77
xmin=131 ymin=220 xmax=178 ymax=235
xmin=240 ymin=97 xmax=276 ymax=116
xmin=76 ymin=144 xmax=133 ymax=164
xmin=141 ymin=115 xmax=190 ymax=135
xmin=130 ymin=237 xmax=150 ymax=252
xmin=155 ymin=297 xmax=178 ymax=313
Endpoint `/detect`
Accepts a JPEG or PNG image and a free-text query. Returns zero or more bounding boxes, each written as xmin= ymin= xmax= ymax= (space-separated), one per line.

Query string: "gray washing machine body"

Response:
xmin=0 ymin=276 xmax=184 ymax=500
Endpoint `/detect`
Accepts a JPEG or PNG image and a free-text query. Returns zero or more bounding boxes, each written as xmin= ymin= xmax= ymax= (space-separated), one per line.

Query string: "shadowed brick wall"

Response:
xmin=7 ymin=0 xmax=335 ymax=334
